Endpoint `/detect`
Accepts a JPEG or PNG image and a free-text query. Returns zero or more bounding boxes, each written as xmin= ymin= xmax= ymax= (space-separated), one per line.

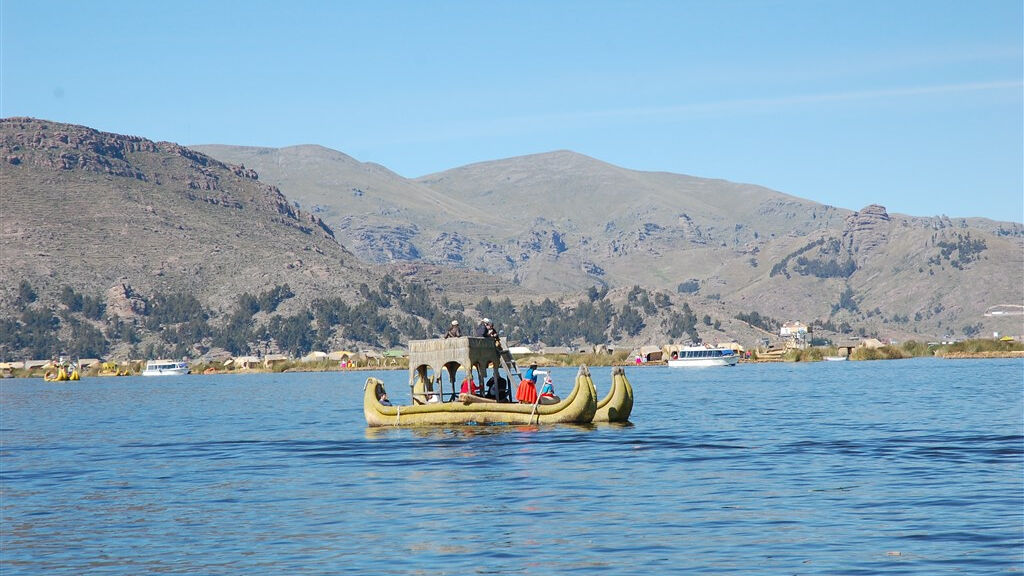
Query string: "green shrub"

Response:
xmin=937 ymin=338 xmax=1023 ymax=355
xmin=899 ymin=340 xmax=934 ymax=357
xmin=784 ymin=347 xmax=826 ymax=362
xmin=850 ymin=346 xmax=908 ymax=361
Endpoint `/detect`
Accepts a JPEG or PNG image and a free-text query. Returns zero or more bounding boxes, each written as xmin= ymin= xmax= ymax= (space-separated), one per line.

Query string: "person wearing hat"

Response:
xmin=538 ymin=373 xmax=559 ymax=403
xmin=516 ymin=363 xmax=539 ymax=404
xmin=444 ymin=320 xmax=461 ymax=339
xmin=474 ymin=318 xmax=491 ymax=338
xmin=476 ymin=318 xmax=504 ymax=354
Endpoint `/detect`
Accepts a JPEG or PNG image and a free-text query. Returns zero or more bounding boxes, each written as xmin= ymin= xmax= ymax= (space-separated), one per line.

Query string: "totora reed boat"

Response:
xmin=363 ymin=336 xmax=633 ymax=426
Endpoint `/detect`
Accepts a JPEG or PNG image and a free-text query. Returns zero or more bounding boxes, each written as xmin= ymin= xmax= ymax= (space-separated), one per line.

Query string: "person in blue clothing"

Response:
xmin=516 ymin=363 xmax=538 ymax=404
xmin=538 ymin=373 xmax=558 ymax=402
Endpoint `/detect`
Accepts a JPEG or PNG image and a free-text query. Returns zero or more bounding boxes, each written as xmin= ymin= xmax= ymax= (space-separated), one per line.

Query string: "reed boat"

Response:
xmin=363 ymin=336 xmax=635 ymax=426
xmin=363 ymin=365 xmax=597 ymax=426
xmin=43 ymin=364 xmax=80 ymax=381
xmin=592 ymin=366 xmax=634 ymax=423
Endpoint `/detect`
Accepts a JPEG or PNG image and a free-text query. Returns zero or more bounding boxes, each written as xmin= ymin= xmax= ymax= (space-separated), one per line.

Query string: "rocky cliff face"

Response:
xmin=105 ymin=283 xmax=148 ymax=319
xmin=0 ymin=118 xmax=374 ymax=314
xmin=1 ymin=118 xmax=335 ymax=243
xmin=842 ymin=203 xmax=891 ymax=261
xmin=3 ymin=117 xmax=257 ymax=183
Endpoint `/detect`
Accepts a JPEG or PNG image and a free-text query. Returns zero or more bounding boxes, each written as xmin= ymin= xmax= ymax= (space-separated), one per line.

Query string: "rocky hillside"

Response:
xmin=1 ymin=118 xmax=1019 ymax=361
xmin=0 ymin=118 xmax=376 ymax=315
xmin=1 ymin=119 xmax=531 ymax=360
xmin=195 ymin=144 xmax=1023 ymax=342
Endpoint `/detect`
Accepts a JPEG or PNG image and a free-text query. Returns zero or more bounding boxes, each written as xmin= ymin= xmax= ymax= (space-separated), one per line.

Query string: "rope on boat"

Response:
xmin=394 ymin=405 xmax=401 ymax=426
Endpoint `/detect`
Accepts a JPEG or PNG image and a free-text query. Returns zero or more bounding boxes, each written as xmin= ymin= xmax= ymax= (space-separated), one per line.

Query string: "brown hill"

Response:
xmin=1 ymin=118 xmax=1018 ymax=357
xmin=0 ymin=119 xmax=541 ymax=359
xmin=189 ymin=144 xmax=507 ymax=270
xmin=0 ymin=118 xmax=379 ymax=317
xmin=195 ymin=144 xmax=1024 ymax=342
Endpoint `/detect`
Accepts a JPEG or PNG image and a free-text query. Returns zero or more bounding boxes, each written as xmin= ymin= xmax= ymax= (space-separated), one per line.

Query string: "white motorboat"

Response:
xmin=141 ymin=360 xmax=190 ymax=376
xmin=667 ymin=346 xmax=738 ymax=367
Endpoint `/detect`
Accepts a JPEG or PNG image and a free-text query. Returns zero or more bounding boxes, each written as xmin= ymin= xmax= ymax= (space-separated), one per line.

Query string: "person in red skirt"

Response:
xmin=516 ymin=363 xmax=539 ymax=404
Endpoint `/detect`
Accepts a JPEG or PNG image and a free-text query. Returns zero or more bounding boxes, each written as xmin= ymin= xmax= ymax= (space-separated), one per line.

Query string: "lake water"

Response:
xmin=2 ymin=357 xmax=1022 ymax=575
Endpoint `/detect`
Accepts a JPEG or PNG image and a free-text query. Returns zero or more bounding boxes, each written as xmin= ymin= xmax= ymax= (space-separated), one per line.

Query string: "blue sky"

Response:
xmin=3 ymin=1 xmax=1021 ymax=221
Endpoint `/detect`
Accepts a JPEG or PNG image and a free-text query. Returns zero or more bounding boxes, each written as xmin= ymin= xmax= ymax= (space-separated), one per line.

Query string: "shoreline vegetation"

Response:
xmin=2 ymin=340 xmax=1021 ymax=379
xmin=776 ymin=338 xmax=1024 ymax=362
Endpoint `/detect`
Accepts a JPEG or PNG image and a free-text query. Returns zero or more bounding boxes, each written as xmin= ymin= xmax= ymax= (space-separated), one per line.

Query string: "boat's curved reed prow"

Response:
xmin=593 ymin=366 xmax=634 ymax=423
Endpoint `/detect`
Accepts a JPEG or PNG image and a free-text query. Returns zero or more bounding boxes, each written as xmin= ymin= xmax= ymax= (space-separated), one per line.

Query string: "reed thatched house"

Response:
xmin=302 ymin=351 xmax=329 ymax=363
xmin=263 ymin=354 xmax=289 ymax=368
xmin=230 ymin=356 xmax=262 ymax=370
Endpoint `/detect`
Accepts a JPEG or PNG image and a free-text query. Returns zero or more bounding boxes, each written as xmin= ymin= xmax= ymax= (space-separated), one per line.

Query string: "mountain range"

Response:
xmin=192 ymin=142 xmax=1023 ymax=341
xmin=1 ymin=117 xmax=1021 ymax=360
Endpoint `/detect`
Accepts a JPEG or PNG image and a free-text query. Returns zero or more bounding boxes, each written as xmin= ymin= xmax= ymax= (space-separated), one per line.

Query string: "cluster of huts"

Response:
xmin=200 ymin=348 xmax=411 ymax=370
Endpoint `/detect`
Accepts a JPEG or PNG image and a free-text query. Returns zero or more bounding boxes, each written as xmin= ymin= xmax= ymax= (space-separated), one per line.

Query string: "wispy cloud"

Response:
xmin=559 ymin=80 xmax=1024 ymax=123
xmin=369 ymin=80 xmax=1023 ymax=148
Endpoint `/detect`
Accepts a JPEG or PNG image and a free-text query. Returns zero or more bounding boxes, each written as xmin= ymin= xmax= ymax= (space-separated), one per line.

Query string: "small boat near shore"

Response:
xmin=824 ymin=355 xmax=848 ymax=362
xmin=44 ymin=361 xmax=80 ymax=381
xmin=667 ymin=345 xmax=738 ymax=367
xmin=141 ymin=360 xmax=189 ymax=376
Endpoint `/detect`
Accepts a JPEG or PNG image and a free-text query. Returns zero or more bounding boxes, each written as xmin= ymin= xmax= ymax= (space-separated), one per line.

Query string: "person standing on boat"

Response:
xmin=516 ymin=363 xmax=539 ymax=404
xmin=445 ymin=320 xmax=461 ymax=338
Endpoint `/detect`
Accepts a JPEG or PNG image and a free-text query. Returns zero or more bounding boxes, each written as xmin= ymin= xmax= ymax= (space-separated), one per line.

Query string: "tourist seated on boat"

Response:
xmin=460 ymin=375 xmax=480 ymax=396
xmin=379 ymin=392 xmax=392 ymax=406
xmin=414 ymin=391 xmax=441 ymax=404
xmin=445 ymin=320 xmax=461 ymax=338
xmin=538 ymin=374 xmax=559 ymax=404
xmin=516 ymin=363 xmax=539 ymax=404
xmin=485 ymin=373 xmax=510 ymax=402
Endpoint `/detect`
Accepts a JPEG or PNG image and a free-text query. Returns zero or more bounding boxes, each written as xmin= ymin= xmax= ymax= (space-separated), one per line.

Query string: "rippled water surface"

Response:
xmin=2 ymin=357 xmax=1022 ymax=574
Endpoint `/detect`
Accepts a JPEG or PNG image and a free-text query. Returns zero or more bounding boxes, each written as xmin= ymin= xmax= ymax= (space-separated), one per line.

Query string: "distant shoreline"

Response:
xmin=5 ymin=350 xmax=1022 ymax=380
xmin=937 ymin=350 xmax=1024 ymax=359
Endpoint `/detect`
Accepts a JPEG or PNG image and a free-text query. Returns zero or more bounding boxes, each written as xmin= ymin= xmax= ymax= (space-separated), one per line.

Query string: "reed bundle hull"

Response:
xmin=364 ymin=366 xmax=600 ymax=427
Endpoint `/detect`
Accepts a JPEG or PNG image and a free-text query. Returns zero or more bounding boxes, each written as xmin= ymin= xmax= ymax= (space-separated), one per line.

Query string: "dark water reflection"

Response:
xmin=2 ymin=358 xmax=1021 ymax=574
